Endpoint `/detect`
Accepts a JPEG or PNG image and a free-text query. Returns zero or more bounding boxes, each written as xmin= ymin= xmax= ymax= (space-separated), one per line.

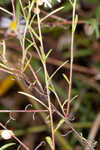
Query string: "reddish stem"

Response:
xmin=65 ymin=1 xmax=77 ymax=118
xmin=0 ymin=110 xmax=48 ymax=113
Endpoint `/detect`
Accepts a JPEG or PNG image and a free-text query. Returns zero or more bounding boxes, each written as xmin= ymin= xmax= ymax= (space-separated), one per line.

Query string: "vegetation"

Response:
xmin=0 ymin=0 xmax=100 ymax=150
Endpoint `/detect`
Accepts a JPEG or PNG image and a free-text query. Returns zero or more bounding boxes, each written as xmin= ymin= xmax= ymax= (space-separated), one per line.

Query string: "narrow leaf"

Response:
xmin=0 ymin=143 xmax=16 ymax=150
xmin=18 ymin=91 xmax=48 ymax=109
xmin=40 ymin=7 xmax=64 ymax=22
xmin=72 ymin=14 xmax=78 ymax=33
xmin=23 ymin=56 xmax=31 ymax=72
xmin=54 ymin=118 xmax=65 ymax=132
xmin=0 ymin=7 xmax=13 ymax=16
xmin=48 ymin=60 xmax=68 ymax=82
xmin=63 ymin=73 xmax=70 ymax=85
xmin=0 ymin=63 xmax=13 ymax=70
xmin=46 ymin=49 xmax=52 ymax=60
xmin=40 ymin=47 xmax=46 ymax=63
xmin=29 ymin=26 xmax=40 ymax=41
xmin=45 ymin=136 xmax=53 ymax=149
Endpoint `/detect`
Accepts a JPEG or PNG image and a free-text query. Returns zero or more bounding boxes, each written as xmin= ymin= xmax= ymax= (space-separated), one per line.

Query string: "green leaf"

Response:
xmin=23 ymin=56 xmax=31 ymax=72
xmin=29 ymin=26 xmax=40 ymax=41
xmin=0 ymin=143 xmax=16 ymax=150
xmin=72 ymin=14 xmax=78 ymax=33
xmin=40 ymin=6 xmax=64 ymax=22
xmin=54 ymin=118 xmax=65 ymax=132
xmin=0 ymin=63 xmax=13 ymax=70
xmin=40 ymin=47 xmax=46 ymax=63
xmin=46 ymin=49 xmax=52 ymax=60
xmin=45 ymin=136 xmax=53 ymax=149
xmin=63 ymin=73 xmax=70 ymax=85
xmin=24 ymin=42 xmax=34 ymax=58
xmin=18 ymin=91 xmax=48 ymax=109
xmin=74 ymin=14 xmax=78 ymax=31
xmin=48 ymin=60 xmax=68 ymax=82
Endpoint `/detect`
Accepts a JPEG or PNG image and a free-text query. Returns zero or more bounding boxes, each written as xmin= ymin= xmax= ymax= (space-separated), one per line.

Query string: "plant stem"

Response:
xmin=65 ymin=0 xmax=77 ymax=118
xmin=43 ymin=64 xmax=55 ymax=150
xmin=37 ymin=4 xmax=55 ymax=150
xmin=11 ymin=0 xmax=16 ymax=21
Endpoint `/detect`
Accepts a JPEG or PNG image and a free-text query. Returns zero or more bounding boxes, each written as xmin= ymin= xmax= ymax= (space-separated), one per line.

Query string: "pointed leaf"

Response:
xmin=18 ymin=91 xmax=48 ymax=109
xmin=0 ymin=143 xmax=16 ymax=150
xmin=46 ymin=49 xmax=52 ymax=60
xmin=54 ymin=118 xmax=65 ymax=132
xmin=72 ymin=14 xmax=78 ymax=33
xmin=63 ymin=73 xmax=70 ymax=85
xmin=45 ymin=136 xmax=53 ymax=149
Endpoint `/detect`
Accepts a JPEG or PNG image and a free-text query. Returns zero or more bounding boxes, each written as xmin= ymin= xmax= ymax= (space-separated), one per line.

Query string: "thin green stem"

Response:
xmin=36 ymin=3 xmax=55 ymax=150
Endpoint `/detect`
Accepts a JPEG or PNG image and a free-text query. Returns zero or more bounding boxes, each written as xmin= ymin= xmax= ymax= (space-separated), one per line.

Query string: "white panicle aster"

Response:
xmin=0 ymin=16 xmax=25 ymax=38
xmin=43 ymin=0 xmax=52 ymax=8
xmin=38 ymin=0 xmax=61 ymax=8
xmin=1 ymin=130 xmax=14 ymax=140
xmin=0 ymin=17 xmax=11 ymax=28
xmin=57 ymin=0 xmax=61 ymax=2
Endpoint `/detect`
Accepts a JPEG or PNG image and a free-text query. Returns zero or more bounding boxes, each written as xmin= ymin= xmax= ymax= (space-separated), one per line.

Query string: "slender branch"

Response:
xmin=41 ymin=9 xmax=85 ymax=24
xmin=28 ymin=62 xmax=44 ymax=92
xmin=11 ymin=0 xmax=16 ymax=21
xmin=37 ymin=4 xmax=55 ymax=150
xmin=65 ymin=0 xmax=77 ymax=118
xmin=0 ymin=110 xmax=48 ymax=113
